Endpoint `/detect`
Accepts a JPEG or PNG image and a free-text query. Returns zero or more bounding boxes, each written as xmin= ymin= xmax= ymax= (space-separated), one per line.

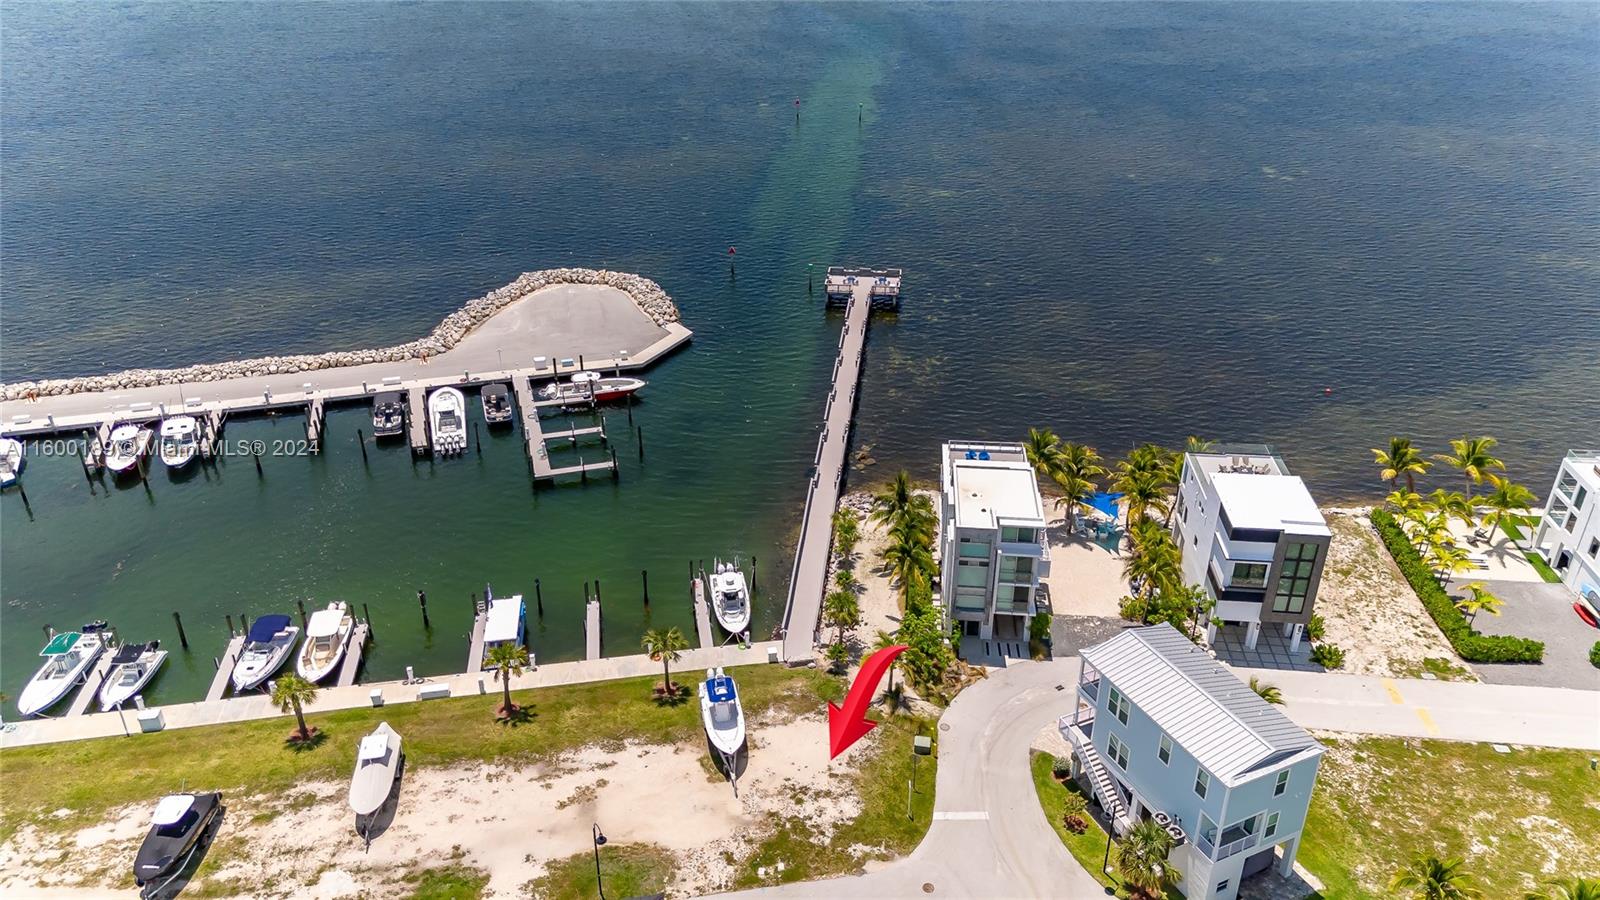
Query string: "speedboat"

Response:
xmin=698 ymin=668 xmax=746 ymax=757
xmin=479 ymin=593 xmax=527 ymax=670
xmin=134 ymin=792 xmax=223 ymax=896
xmin=709 ymin=559 xmax=751 ymax=636
xmin=481 ymin=382 xmax=514 ymax=425
xmin=0 ymin=436 xmax=23 ymax=487
xmin=296 ymin=601 xmax=354 ymax=683
xmin=371 ymin=391 xmax=405 ymax=439
xmin=158 ymin=416 xmax=200 ymax=469
xmin=105 ymin=423 xmax=155 ymax=475
xmin=350 ymin=721 xmax=403 ymax=843
xmin=536 ymin=370 xmax=646 ymax=405
xmin=98 ymin=640 xmax=168 ymax=711
xmin=231 ymin=615 xmax=300 ymax=693
xmin=16 ymin=624 xmax=110 ymax=717
xmin=428 ymin=387 xmax=467 ymax=455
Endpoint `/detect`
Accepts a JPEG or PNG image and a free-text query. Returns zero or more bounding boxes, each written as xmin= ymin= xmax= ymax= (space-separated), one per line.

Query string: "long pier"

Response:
xmin=779 ymin=268 xmax=895 ymax=663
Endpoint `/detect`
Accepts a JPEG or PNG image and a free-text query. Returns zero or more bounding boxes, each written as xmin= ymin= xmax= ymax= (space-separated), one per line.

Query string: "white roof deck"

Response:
xmin=484 ymin=595 xmax=524 ymax=643
xmin=1210 ymin=472 xmax=1329 ymax=536
xmin=944 ymin=442 xmax=1045 ymax=531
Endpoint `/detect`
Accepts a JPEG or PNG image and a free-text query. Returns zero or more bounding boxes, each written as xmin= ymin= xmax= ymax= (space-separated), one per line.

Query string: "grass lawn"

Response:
xmin=402 ymin=864 xmax=490 ymax=900
xmin=0 ymin=663 xmax=831 ymax=843
xmin=1029 ymin=751 xmax=1182 ymax=899
xmin=1300 ymin=736 xmax=1600 ymax=898
xmin=1526 ymin=552 xmax=1563 ymax=584
xmin=527 ymin=843 xmax=675 ymax=900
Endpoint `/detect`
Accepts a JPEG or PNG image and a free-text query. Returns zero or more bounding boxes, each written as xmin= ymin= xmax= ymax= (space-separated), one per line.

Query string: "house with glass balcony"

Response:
xmin=937 ymin=441 xmax=1049 ymax=646
xmin=1531 ymin=450 xmax=1600 ymax=599
xmin=1172 ymin=446 xmax=1330 ymax=653
xmin=1061 ymin=624 xmax=1324 ymax=900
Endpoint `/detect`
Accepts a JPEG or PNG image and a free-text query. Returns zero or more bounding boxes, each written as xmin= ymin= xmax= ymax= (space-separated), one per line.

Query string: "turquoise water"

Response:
xmin=3 ymin=3 xmax=1598 ymax=712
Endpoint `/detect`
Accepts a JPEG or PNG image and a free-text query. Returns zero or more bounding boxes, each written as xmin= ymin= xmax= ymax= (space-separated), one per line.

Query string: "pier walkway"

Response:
xmin=585 ymin=599 xmax=602 ymax=660
xmin=780 ymin=281 xmax=874 ymax=662
xmin=334 ymin=623 xmax=369 ymax=688
xmin=1 ymin=642 xmax=781 ymax=749
xmin=65 ymin=653 xmax=116 ymax=717
xmin=204 ymin=635 xmax=246 ymax=702
xmin=692 ymin=574 xmax=714 ymax=648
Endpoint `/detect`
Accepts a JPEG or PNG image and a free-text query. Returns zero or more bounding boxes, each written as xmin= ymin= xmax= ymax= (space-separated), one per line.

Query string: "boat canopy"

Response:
xmin=483 ymin=383 xmax=509 ymax=398
xmin=706 ymin=676 xmax=737 ymax=703
xmin=151 ymin=795 xmax=195 ymax=826
xmin=160 ymin=417 xmax=197 ymax=436
xmin=109 ymin=423 xmax=141 ymax=441
xmin=41 ymin=632 xmax=82 ymax=656
xmin=571 ymin=370 xmax=600 ymax=384
xmin=247 ymin=615 xmax=292 ymax=643
xmin=358 ymin=733 xmax=391 ymax=762
xmin=374 ymin=391 xmax=402 ymax=406
xmin=110 ymin=643 xmax=149 ymax=666
xmin=306 ymin=607 xmax=345 ymax=638
xmin=484 ymin=596 xmax=524 ymax=643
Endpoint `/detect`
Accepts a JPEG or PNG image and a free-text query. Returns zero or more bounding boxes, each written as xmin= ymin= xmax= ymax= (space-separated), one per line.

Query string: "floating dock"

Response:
xmin=64 ymin=652 xmax=117 ymax=717
xmin=517 ymin=376 xmax=617 ymax=483
xmin=407 ymin=386 xmax=429 ymax=454
xmin=692 ymin=574 xmax=714 ymax=649
xmin=585 ymin=599 xmax=602 ymax=661
xmin=335 ymin=622 xmax=369 ymax=688
xmin=204 ymin=634 xmax=247 ymax=702
xmin=466 ymin=601 xmax=487 ymax=675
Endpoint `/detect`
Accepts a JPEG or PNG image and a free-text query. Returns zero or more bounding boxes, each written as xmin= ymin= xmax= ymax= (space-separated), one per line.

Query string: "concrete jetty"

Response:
xmin=692 ymin=573 xmax=714 ymax=649
xmin=407 ymin=386 xmax=429 ymax=454
xmin=585 ymin=599 xmax=602 ymax=661
xmin=466 ymin=600 xmax=487 ymax=675
xmin=780 ymin=268 xmax=898 ymax=663
xmin=204 ymin=634 xmax=246 ymax=702
xmin=64 ymin=653 xmax=117 ymax=717
xmin=335 ymin=622 xmax=369 ymax=688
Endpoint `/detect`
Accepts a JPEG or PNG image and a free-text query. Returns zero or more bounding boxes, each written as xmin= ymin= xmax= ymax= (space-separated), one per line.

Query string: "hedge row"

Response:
xmin=1370 ymin=508 xmax=1545 ymax=664
xmin=1590 ymin=641 xmax=1600 ymax=670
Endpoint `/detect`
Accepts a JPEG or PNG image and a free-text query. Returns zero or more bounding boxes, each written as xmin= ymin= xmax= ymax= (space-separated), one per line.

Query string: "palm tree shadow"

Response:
xmin=355 ymin=753 xmax=406 ymax=848
xmin=285 ymin=729 xmax=328 ymax=753
xmin=652 ymin=683 xmax=691 ymax=707
xmin=142 ymin=805 xmax=225 ymax=900
xmin=496 ymin=704 xmax=537 ymax=727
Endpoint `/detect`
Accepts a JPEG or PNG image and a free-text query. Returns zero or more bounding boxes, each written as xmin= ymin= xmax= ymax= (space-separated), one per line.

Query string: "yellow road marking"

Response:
xmin=1415 ymin=707 xmax=1440 ymax=735
xmin=1382 ymin=679 xmax=1404 ymax=705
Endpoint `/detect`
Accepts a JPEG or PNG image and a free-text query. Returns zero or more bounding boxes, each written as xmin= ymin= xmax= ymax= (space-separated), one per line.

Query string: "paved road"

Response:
xmin=710 ymin=658 xmax=1109 ymax=900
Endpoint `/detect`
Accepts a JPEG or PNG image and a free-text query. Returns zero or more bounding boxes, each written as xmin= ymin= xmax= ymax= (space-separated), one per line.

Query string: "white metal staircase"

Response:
xmin=1059 ymin=713 xmax=1131 ymax=832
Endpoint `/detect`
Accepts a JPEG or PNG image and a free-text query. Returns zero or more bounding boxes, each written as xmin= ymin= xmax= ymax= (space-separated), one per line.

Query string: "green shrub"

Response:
xmin=1370 ymin=509 xmax=1544 ymax=663
xmin=1310 ymin=643 xmax=1346 ymax=669
xmin=1591 ymin=641 xmax=1600 ymax=669
xmin=1052 ymin=757 xmax=1072 ymax=780
xmin=1306 ymin=614 xmax=1327 ymax=642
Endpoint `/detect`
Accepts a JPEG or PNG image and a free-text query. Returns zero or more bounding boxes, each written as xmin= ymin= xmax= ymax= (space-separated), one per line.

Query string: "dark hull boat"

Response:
xmin=371 ymin=391 xmax=405 ymax=439
xmin=134 ymin=792 xmax=223 ymax=896
xmin=481 ymin=383 xmax=514 ymax=425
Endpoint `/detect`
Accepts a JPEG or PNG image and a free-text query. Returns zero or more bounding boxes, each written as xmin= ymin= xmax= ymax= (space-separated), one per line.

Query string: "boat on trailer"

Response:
xmin=699 ymin=668 xmax=746 ymax=758
xmin=480 ymin=382 xmax=514 ymax=425
xmin=134 ymin=792 xmax=223 ymax=897
xmin=350 ymin=721 xmax=404 ymax=845
xmin=0 ymin=437 xmax=24 ymax=487
xmin=708 ymin=559 xmax=751 ymax=637
xmin=295 ymin=601 xmax=354 ymax=683
xmin=537 ymin=370 xmax=646 ymax=405
xmin=231 ymin=615 xmax=300 ymax=693
xmin=16 ymin=624 xmax=111 ymax=717
xmin=428 ymin=387 xmax=468 ymax=455
xmin=158 ymin=416 xmax=200 ymax=469
xmin=371 ymin=391 xmax=405 ymax=439
xmin=98 ymin=640 xmax=168 ymax=711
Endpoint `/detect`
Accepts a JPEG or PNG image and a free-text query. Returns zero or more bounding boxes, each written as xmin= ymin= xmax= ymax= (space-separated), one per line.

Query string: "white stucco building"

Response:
xmin=1062 ymin=624 xmax=1324 ymax=900
xmin=937 ymin=441 xmax=1049 ymax=644
xmin=1532 ymin=449 xmax=1600 ymax=598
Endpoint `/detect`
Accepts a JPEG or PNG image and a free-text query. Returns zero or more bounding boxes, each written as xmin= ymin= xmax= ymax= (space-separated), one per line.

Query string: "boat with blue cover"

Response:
xmin=698 ymin=667 xmax=745 ymax=757
xmin=231 ymin=614 xmax=300 ymax=692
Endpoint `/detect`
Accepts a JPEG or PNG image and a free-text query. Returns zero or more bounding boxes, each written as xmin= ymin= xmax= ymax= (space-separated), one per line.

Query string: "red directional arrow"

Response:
xmin=828 ymin=644 xmax=908 ymax=759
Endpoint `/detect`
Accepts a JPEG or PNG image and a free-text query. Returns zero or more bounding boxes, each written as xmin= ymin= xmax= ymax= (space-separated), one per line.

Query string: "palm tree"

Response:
xmin=1023 ymin=427 xmax=1064 ymax=482
xmin=1526 ymin=877 xmax=1600 ymax=900
xmin=640 ymin=627 xmax=689 ymax=697
xmin=1123 ymin=519 xmax=1180 ymax=613
xmin=271 ymin=673 xmax=319 ymax=742
xmin=1481 ymin=475 xmax=1536 ymax=544
xmin=823 ymin=590 xmax=862 ymax=646
xmin=1115 ymin=468 xmax=1171 ymax=530
xmin=832 ymin=508 xmax=861 ymax=561
xmin=1426 ymin=488 xmax=1476 ymax=529
xmin=1429 ymin=541 xmax=1475 ymax=585
xmin=882 ymin=525 xmax=936 ymax=594
xmin=485 ymin=642 xmax=530 ymax=716
xmin=1374 ymin=437 xmax=1432 ymax=493
xmin=869 ymin=629 xmax=909 ymax=713
xmin=1249 ymin=676 xmax=1284 ymax=705
xmin=1388 ymin=854 xmax=1481 ymax=900
xmin=1115 ymin=818 xmax=1178 ymax=899
xmin=1434 ymin=436 xmax=1505 ymax=498
xmin=1453 ymin=582 xmax=1504 ymax=625
xmin=1184 ymin=436 xmax=1215 ymax=453
xmin=1053 ymin=442 xmax=1107 ymax=527
xmin=1387 ymin=489 xmax=1428 ymax=519
xmin=870 ymin=471 xmax=917 ymax=530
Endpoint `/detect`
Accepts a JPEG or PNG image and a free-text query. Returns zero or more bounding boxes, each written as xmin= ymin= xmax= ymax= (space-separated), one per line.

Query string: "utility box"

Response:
xmin=913 ymin=735 xmax=933 ymax=756
xmin=369 ymin=688 xmax=384 ymax=707
xmin=137 ymin=709 xmax=165 ymax=733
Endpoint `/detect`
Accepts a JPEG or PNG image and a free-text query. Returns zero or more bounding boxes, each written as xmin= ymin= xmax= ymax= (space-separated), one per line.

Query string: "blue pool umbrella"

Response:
xmin=1088 ymin=492 xmax=1124 ymax=519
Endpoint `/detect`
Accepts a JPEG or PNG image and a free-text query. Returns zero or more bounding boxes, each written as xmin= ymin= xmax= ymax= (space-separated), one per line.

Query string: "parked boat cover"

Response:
xmin=247 ymin=615 xmax=292 ymax=643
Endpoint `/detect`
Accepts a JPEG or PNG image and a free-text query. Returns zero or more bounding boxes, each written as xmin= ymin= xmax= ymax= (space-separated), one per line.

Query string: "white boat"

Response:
xmin=231 ymin=615 xmax=300 ymax=692
xmin=158 ymin=416 xmax=200 ymax=469
xmin=698 ymin=668 xmax=746 ymax=757
xmin=480 ymin=382 xmax=514 ymax=425
xmin=16 ymin=625 xmax=110 ymax=717
xmin=349 ymin=721 xmax=403 ymax=830
xmin=708 ymin=559 xmax=751 ymax=636
xmin=537 ymin=370 xmax=647 ymax=405
xmin=428 ymin=387 xmax=467 ymax=455
xmin=479 ymin=593 xmax=527 ymax=669
xmin=295 ymin=601 xmax=354 ymax=683
xmin=105 ymin=423 xmax=155 ymax=475
xmin=0 ymin=437 xmax=23 ymax=487
xmin=98 ymin=640 xmax=168 ymax=711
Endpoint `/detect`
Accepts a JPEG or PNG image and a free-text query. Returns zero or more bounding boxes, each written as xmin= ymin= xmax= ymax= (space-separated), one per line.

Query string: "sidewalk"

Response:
xmin=1 ymin=642 xmax=780 ymax=749
xmin=1233 ymin=666 xmax=1600 ymax=750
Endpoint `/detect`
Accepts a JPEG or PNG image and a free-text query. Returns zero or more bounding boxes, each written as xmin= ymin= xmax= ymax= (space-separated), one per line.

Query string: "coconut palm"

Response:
xmin=1053 ymin=442 xmax=1107 ymax=526
xmin=1249 ymin=676 xmax=1284 ymax=705
xmin=1115 ymin=468 xmax=1171 ymax=530
xmin=1184 ymin=436 xmax=1215 ymax=453
xmin=485 ymin=642 xmax=530 ymax=716
xmin=1115 ymin=818 xmax=1178 ymax=898
xmin=271 ymin=673 xmax=319 ymax=742
xmin=870 ymin=470 xmax=917 ymax=530
xmin=1123 ymin=519 xmax=1181 ymax=611
xmin=1430 ymin=541 xmax=1475 ymax=585
xmin=1454 ymin=582 xmax=1504 ymax=625
xmin=1023 ymin=427 xmax=1064 ymax=482
xmin=640 ymin=626 xmax=688 ymax=697
xmin=869 ymin=629 xmax=910 ymax=713
xmin=1434 ymin=436 xmax=1505 ymax=497
xmin=1426 ymin=488 xmax=1476 ymax=529
xmin=832 ymin=508 xmax=861 ymax=561
xmin=1526 ymin=877 xmax=1600 ymax=900
xmin=1374 ymin=437 xmax=1432 ymax=492
xmin=1481 ymin=475 xmax=1537 ymax=544
xmin=883 ymin=523 xmax=936 ymax=593
xmin=1387 ymin=489 xmax=1428 ymax=519
xmin=823 ymin=590 xmax=862 ymax=646
xmin=1388 ymin=854 xmax=1481 ymax=900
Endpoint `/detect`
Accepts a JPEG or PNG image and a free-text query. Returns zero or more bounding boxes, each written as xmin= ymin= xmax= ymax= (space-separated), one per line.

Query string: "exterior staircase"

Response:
xmin=1059 ymin=713 xmax=1132 ymax=833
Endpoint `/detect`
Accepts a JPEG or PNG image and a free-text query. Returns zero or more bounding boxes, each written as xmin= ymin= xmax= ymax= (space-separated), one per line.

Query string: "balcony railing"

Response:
xmin=1079 ymin=677 xmax=1101 ymax=702
xmin=1196 ymin=830 xmax=1260 ymax=861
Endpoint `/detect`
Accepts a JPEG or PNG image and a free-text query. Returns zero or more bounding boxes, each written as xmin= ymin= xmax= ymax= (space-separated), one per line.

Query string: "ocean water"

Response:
xmin=3 ymin=3 xmax=1597 ymax=711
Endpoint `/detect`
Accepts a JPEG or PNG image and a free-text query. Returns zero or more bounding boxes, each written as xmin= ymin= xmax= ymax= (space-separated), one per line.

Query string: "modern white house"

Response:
xmin=1172 ymin=446 xmax=1330 ymax=652
xmin=1062 ymin=624 xmax=1324 ymax=900
xmin=937 ymin=441 xmax=1049 ymax=644
xmin=1531 ymin=449 xmax=1600 ymax=598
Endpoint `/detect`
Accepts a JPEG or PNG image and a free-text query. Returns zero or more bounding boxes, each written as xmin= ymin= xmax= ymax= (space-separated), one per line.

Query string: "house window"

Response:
xmin=1273 ymin=542 xmax=1319 ymax=614
xmin=1158 ymin=733 xmax=1172 ymax=765
xmin=1588 ymin=537 xmax=1598 ymax=559
xmin=1194 ymin=767 xmax=1210 ymax=799
xmin=958 ymin=538 xmax=991 ymax=559
xmin=1217 ymin=880 xmax=1230 ymax=893
xmin=956 ymin=561 xmax=990 ymax=588
xmin=1231 ymin=562 xmax=1268 ymax=589
xmin=998 ymin=555 xmax=1035 ymax=583
xmin=1107 ymin=687 xmax=1130 ymax=724
xmin=1199 ymin=813 xmax=1218 ymax=847
xmin=1274 ymin=770 xmax=1289 ymax=796
xmin=1264 ymin=811 xmax=1280 ymax=840
xmin=1000 ymin=526 xmax=1038 ymax=543
xmin=1106 ymin=734 xmax=1130 ymax=770
xmin=1178 ymin=493 xmax=1188 ymax=523
xmin=1577 ymin=486 xmax=1589 ymax=510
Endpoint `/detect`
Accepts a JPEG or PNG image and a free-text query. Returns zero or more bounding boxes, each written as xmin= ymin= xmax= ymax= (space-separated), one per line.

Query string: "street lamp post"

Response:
xmin=592 ymin=823 xmax=607 ymax=900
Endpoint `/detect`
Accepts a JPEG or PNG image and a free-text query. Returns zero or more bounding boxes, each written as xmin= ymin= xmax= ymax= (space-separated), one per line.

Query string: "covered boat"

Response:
xmin=536 ymin=370 xmax=646 ymax=405
xmin=480 ymin=382 xmax=514 ymax=425
xmin=16 ymin=625 xmax=110 ymax=717
xmin=0 ymin=436 xmax=23 ymax=487
xmin=479 ymin=594 xmax=526 ymax=669
xmin=698 ymin=668 xmax=746 ymax=758
xmin=428 ymin=387 xmax=467 ymax=455
xmin=231 ymin=614 xmax=300 ymax=693
xmin=158 ymin=416 xmax=200 ymax=469
xmin=133 ymin=792 xmax=222 ymax=895
xmin=105 ymin=422 xmax=155 ymax=475
xmin=295 ymin=601 xmax=354 ymax=683
xmin=98 ymin=640 xmax=168 ymax=711
xmin=371 ymin=391 xmax=405 ymax=438
xmin=350 ymin=721 xmax=403 ymax=843
xmin=709 ymin=560 xmax=751 ymax=637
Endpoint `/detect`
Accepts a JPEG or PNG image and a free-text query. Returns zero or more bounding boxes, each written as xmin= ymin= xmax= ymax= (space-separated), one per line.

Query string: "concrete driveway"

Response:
xmin=1465 ymin=579 xmax=1600 ymax=690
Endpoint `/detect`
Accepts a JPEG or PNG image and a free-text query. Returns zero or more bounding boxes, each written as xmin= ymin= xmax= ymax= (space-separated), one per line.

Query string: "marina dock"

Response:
xmin=407 ymin=385 xmax=429 ymax=454
xmin=205 ymin=634 xmax=246 ymax=702
xmin=585 ymin=599 xmax=602 ymax=660
xmin=64 ymin=652 xmax=117 ymax=717
xmin=466 ymin=602 xmax=487 ymax=675
xmin=335 ymin=622 xmax=369 ymax=688
xmin=780 ymin=267 xmax=896 ymax=662
xmin=692 ymin=573 xmax=714 ymax=648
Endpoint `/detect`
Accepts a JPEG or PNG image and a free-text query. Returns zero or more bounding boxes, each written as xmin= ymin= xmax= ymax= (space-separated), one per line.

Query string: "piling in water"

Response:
xmin=172 ymin=611 xmax=189 ymax=649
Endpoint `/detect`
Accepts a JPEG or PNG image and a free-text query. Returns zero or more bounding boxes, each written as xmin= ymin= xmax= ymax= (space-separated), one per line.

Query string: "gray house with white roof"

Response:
xmin=1061 ymin=624 xmax=1324 ymax=900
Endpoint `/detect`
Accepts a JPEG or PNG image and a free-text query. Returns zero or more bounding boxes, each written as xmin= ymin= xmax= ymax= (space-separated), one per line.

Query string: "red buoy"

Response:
xmin=728 ymin=247 xmax=736 ymax=256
